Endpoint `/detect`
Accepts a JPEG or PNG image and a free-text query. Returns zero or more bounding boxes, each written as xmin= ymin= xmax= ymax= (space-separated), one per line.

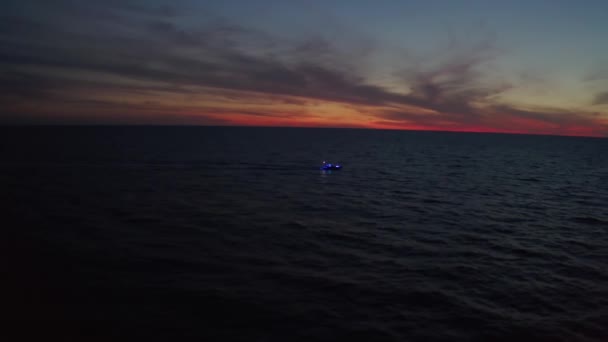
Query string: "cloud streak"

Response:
xmin=593 ymin=92 xmax=608 ymax=106
xmin=1 ymin=0 xmax=607 ymax=137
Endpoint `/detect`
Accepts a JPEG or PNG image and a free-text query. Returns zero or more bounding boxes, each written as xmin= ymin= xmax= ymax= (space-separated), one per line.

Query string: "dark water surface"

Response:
xmin=2 ymin=127 xmax=607 ymax=341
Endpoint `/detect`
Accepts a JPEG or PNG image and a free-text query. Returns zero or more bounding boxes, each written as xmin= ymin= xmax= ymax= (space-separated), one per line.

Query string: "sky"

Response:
xmin=1 ymin=0 xmax=608 ymax=137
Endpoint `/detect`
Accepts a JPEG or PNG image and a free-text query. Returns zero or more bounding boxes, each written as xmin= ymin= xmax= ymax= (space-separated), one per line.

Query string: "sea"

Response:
xmin=2 ymin=126 xmax=607 ymax=341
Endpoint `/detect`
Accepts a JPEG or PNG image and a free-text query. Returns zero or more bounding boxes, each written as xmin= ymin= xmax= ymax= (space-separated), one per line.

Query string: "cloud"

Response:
xmin=592 ymin=92 xmax=608 ymax=105
xmin=0 ymin=71 xmax=57 ymax=101
xmin=0 ymin=1 xmax=520 ymax=116
xmin=584 ymin=69 xmax=608 ymax=82
xmin=376 ymin=97 xmax=607 ymax=135
xmin=0 ymin=0 xmax=606 ymax=136
xmin=376 ymin=53 xmax=512 ymax=130
xmin=0 ymin=8 xmax=413 ymax=110
xmin=377 ymin=35 xmax=608 ymax=136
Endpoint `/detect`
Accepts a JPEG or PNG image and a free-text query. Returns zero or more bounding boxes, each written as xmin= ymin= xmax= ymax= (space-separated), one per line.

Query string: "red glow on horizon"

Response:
xmin=222 ymin=115 xmax=607 ymax=138
xmin=6 ymin=99 xmax=606 ymax=138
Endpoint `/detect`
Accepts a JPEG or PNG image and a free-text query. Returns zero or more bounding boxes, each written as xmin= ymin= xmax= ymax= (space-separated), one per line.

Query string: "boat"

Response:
xmin=320 ymin=161 xmax=342 ymax=170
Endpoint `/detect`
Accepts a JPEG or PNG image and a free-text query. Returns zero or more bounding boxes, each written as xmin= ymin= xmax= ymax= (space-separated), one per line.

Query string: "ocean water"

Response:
xmin=2 ymin=126 xmax=607 ymax=341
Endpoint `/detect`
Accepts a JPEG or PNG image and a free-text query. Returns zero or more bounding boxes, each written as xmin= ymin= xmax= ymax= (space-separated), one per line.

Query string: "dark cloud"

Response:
xmin=0 ymin=8 xmax=413 ymax=109
xmin=0 ymin=71 xmax=57 ymax=100
xmin=378 ymin=101 xmax=604 ymax=135
xmin=394 ymin=55 xmax=513 ymax=127
xmin=0 ymin=0 xmax=606 ymax=135
xmin=7 ymin=111 xmax=232 ymax=126
xmin=592 ymin=92 xmax=608 ymax=105
xmin=495 ymin=106 xmax=608 ymax=137
xmin=1 ymin=0 xmax=506 ymax=116
xmin=294 ymin=37 xmax=333 ymax=57
xmin=584 ymin=69 xmax=608 ymax=82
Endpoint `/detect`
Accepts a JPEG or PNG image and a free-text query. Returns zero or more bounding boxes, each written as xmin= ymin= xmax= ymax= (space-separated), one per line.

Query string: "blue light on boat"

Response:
xmin=320 ymin=161 xmax=343 ymax=171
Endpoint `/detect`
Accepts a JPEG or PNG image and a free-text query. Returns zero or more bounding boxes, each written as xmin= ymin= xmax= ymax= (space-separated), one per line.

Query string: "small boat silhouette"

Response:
xmin=320 ymin=161 xmax=342 ymax=170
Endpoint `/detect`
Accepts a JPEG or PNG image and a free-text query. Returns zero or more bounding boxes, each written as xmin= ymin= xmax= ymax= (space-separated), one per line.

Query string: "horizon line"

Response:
xmin=1 ymin=123 xmax=606 ymax=139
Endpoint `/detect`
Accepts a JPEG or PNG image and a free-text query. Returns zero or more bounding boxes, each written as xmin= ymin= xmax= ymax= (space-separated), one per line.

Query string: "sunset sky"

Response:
xmin=2 ymin=0 xmax=608 ymax=136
